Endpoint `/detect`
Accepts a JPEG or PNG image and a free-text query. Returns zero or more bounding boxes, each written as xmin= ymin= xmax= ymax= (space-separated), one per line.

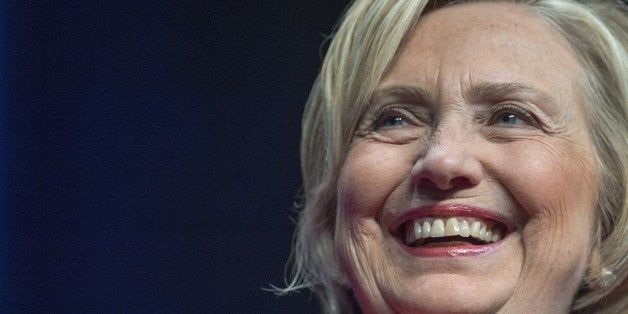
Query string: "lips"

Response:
xmin=404 ymin=217 xmax=503 ymax=247
xmin=391 ymin=204 xmax=516 ymax=256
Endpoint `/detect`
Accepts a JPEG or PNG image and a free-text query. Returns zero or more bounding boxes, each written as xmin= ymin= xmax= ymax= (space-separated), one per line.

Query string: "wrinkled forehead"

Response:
xmin=375 ymin=2 xmax=585 ymax=115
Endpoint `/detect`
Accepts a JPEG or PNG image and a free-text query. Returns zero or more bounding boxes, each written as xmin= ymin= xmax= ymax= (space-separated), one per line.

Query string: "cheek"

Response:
xmin=335 ymin=142 xmax=412 ymax=263
xmin=335 ymin=142 xmax=416 ymax=311
xmin=337 ymin=142 xmax=415 ymax=218
xmin=495 ymin=139 xmax=596 ymax=291
xmin=504 ymin=140 xmax=596 ymax=231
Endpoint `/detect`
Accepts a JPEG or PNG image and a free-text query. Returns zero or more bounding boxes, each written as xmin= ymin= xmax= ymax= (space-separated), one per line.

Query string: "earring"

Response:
xmin=599 ymin=267 xmax=616 ymax=289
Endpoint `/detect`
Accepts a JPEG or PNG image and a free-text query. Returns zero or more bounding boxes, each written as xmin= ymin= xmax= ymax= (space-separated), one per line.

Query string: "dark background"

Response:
xmin=2 ymin=1 xmax=350 ymax=312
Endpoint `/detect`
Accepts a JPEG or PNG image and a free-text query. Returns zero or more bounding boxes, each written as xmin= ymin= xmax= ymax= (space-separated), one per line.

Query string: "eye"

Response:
xmin=380 ymin=116 xmax=407 ymax=127
xmin=373 ymin=108 xmax=414 ymax=129
xmin=365 ymin=107 xmax=427 ymax=143
xmin=490 ymin=104 xmax=538 ymax=127
xmin=495 ymin=112 xmax=524 ymax=125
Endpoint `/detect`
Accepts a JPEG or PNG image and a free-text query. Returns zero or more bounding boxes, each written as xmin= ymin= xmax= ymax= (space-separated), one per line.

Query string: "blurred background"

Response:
xmin=1 ymin=1 xmax=349 ymax=312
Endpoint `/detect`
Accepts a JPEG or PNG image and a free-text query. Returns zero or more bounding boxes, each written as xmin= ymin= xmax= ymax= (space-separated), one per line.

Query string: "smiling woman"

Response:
xmin=277 ymin=0 xmax=627 ymax=313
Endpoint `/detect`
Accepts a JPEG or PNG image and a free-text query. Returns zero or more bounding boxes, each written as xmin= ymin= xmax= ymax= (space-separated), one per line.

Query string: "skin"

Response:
xmin=335 ymin=3 xmax=598 ymax=313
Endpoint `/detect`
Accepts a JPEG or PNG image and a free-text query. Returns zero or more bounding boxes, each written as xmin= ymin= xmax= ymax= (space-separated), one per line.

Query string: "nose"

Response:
xmin=411 ymin=127 xmax=483 ymax=192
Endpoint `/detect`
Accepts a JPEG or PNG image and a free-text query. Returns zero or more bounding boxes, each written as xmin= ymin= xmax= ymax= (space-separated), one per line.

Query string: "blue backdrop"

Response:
xmin=2 ymin=1 xmax=349 ymax=312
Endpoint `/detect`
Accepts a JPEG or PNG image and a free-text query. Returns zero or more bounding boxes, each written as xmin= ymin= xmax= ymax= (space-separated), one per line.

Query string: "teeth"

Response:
xmin=479 ymin=225 xmax=487 ymax=241
xmin=491 ymin=229 xmax=501 ymax=243
xmin=470 ymin=220 xmax=481 ymax=237
xmin=459 ymin=220 xmax=470 ymax=237
xmin=444 ymin=217 xmax=460 ymax=236
xmin=431 ymin=219 xmax=445 ymax=237
xmin=422 ymin=221 xmax=431 ymax=239
xmin=403 ymin=217 xmax=504 ymax=246
xmin=413 ymin=220 xmax=422 ymax=239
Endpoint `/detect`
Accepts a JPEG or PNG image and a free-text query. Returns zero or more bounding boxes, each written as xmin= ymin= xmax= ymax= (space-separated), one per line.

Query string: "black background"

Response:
xmin=2 ymin=1 xmax=350 ymax=312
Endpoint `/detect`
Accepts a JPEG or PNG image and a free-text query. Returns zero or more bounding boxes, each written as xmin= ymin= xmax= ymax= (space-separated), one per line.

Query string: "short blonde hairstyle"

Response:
xmin=279 ymin=1 xmax=628 ymax=312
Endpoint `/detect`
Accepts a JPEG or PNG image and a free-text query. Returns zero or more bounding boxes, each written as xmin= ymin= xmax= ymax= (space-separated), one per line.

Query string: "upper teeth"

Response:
xmin=404 ymin=217 xmax=502 ymax=246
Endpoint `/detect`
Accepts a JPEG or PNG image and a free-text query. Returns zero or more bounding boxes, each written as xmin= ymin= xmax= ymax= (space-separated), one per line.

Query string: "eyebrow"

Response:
xmin=466 ymin=82 xmax=554 ymax=105
xmin=372 ymin=82 xmax=554 ymax=107
xmin=369 ymin=85 xmax=432 ymax=105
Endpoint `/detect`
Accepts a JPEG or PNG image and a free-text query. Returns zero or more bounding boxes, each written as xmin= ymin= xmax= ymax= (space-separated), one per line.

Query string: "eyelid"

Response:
xmin=372 ymin=106 xmax=423 ymax=129
xmin=490 ymin=103 xmax=540 ymax=128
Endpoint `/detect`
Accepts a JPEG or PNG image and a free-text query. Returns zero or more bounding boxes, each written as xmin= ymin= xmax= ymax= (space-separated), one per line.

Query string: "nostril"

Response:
xmin=449 ymin=177 xmax=474 ymax=190
xmin=417 ymin=177 xmax=441 ymax=190
xmin=416 ymin=176 xmax=472 ymax=191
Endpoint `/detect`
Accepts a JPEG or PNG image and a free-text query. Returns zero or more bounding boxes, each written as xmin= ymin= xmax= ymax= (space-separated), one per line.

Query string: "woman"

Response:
xmin=279 ymin=0 xmax=627 ymax=312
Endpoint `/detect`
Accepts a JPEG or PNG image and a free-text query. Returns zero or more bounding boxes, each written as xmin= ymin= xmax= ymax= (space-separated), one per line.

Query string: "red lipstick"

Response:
xmin=392 ymin=204 xmax=516 ymax=257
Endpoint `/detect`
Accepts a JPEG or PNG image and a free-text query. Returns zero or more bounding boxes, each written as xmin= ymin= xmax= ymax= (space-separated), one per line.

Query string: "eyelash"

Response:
xmin=489 ymin=104 xmax=539 ymax=127
xmin=373 ymin=107 xmax=415 ymax=129
xmin=369 ymin=103 xmax=540 ymax=130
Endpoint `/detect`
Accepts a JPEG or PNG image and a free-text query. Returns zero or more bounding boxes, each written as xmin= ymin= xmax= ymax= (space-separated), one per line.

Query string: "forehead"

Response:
xmin=379 ymin=2 xmax=583 ymax=106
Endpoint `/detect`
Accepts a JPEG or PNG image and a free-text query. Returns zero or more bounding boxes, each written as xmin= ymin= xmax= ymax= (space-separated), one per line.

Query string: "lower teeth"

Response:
xmin=409 ymin=236 xmax=487 ymax=247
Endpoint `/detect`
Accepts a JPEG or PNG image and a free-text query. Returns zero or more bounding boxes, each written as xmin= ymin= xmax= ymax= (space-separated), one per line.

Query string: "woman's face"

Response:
xmin=335 ymin=3 xmax=598 ymax=313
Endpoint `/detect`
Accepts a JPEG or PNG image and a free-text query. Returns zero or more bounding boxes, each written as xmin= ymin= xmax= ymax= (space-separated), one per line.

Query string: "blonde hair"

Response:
xmin=277 ymin=1 xmax=628 ymax=313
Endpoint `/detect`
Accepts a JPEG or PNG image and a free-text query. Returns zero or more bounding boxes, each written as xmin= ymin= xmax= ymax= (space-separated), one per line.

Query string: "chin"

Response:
xmin=385 ymin=274 xmax=509 ymax=313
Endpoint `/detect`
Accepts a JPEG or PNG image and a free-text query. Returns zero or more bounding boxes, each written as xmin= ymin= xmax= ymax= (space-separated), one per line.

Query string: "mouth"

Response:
xmin=391 ymin=205 xmax=516 ymax=255
xmin=400 ymin=216 xmax=505 ymax=247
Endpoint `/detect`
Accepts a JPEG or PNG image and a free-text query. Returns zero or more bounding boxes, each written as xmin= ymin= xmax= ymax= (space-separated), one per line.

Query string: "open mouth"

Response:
xmin=399 ymin=216 xmax=508 ymax=248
